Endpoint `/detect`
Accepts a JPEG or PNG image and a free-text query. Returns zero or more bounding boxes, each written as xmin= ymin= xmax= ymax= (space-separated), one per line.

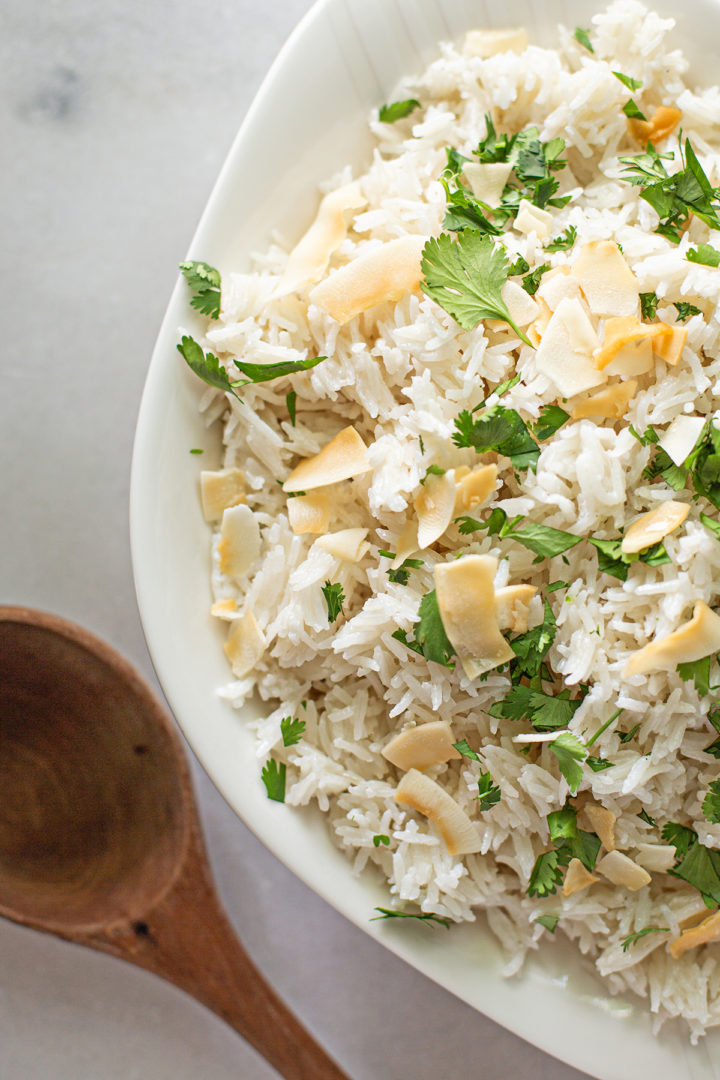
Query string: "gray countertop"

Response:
xmin=0 ymin=1 xmax=588 ymax=1076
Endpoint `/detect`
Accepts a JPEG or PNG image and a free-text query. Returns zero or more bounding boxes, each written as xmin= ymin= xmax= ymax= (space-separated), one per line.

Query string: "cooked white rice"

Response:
xmin=189 ymin=0 xmax=720 ymax=1040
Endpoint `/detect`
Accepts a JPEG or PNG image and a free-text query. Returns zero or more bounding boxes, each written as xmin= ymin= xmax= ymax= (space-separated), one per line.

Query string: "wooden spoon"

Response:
xmin=0 ymin=606 xmax=349 ymax=1080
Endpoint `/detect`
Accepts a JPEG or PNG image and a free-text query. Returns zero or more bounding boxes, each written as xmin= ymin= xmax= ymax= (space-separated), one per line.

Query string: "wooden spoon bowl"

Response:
xmin=0 ymin=607 xmax=348 ymax=1080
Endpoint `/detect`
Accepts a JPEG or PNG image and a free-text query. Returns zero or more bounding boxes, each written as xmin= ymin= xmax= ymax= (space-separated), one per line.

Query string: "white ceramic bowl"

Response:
xmin=131 ymin=2 xmax=720 ymax=1076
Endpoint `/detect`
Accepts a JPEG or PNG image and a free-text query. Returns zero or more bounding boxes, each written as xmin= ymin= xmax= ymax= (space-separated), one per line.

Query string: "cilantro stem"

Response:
xmin=586 ymin=708 xmax=623 ymax=747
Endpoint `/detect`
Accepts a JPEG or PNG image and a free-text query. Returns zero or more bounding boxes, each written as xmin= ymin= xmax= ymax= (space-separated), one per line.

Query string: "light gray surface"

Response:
xmin=0 ymin=2 xmax=590 ymax=1077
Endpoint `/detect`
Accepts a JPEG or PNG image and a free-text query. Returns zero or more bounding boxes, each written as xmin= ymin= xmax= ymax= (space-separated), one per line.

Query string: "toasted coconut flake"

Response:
xmin=463 ymin=161 xmax=513 ymax=207
xmin=654 ymin=323 xmax=688 ymax=366
xmin=200 ymin=468 xmax=246 ymax=522
xmin=494 ymin=584 xmax=537 ymax=633
xmin=669 ymin=910 xmax=720 ymax=959
xmin=454 ymin=463 xmax=498 ymax=513
xmin=594 ymin=316 xmax=670 ymax=371
xmin=528 ymin=295 xmax=552 ymax=346
xmin=500 ymin=280 xmax=540 ymax=327
xmin=658 ymin=414 xmax=705 ymax=466
xmin=217 ymin=504 xmax=261 ymax=578
xmin=287 ymin=493 xmax=331 ymax=535
xmin=382 ymin=721 xmax=462 ymax=772
xmin=223 ymin=610 xmax=266 ymax=678
xmin=583 ymin=805 xmax=616 ymax=851
xmin=621 ymin=501 xmax=689 ymax=554
xmin=394 ymin=768 xmax=482 ymax=855
xmin=571 ymin=380 xmax=637 ymax=420
xmin=572 ymin=241 xmax=639 ymax=317
xmin=210 ymin=598 xmax=237 ymax=620
xmin=279 ymin=182 xmax=367 ymax=294
xmin=633 ymin=843 xmax=676 ymax=873
xmin=603 ymin=335 xmax=655 ymax=377
xmin=623 ymin=600 xmax=720 ymax=678
xmin=515 ymin=199 xmax=553 ymax=239
xmin=434 ymin=555 xmax=515 ymax=678
xmin=596 ymin=850 xmax=651 ymax=891
xmin=310 ymin=234 xmax=427 ymax=325
xmin=316 ymin=528 xmax=369 ymax=562
xmin=535 ymin=297 xmax=606 ymax=398
xmin=283 ymin=426 xmax=372 ymax=492
xmin=414 ymin=471 xmax=457 ymax=549
xmin=563 ymin=858 xmax=599 ymax=897
xmin=628 ymin=105 xmax=682 ymax=144
xmin=391 ymin=519 xmax=420 ymax=570
xmin=537 ymin=268 xmax=582 ymax=312
xmin=463 ymin=27 xmax=528 ymax=57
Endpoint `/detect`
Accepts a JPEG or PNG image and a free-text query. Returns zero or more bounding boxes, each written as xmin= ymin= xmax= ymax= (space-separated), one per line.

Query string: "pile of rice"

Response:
xmin=189 ymin=0 xmax=720 ymax=1039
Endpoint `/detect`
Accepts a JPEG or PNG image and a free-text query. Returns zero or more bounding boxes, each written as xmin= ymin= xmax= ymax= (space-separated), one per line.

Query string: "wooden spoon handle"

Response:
xmin=89 ymin=836 xmax=350 ymax=1080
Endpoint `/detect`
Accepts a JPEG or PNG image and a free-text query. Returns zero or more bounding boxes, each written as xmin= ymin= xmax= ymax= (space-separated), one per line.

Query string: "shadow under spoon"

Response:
xmin=0 ymin=606 xmax=349 ymax=1080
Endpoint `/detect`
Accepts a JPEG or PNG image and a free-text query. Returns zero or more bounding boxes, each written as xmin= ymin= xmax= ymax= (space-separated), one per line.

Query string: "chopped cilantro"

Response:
xmin=453 ymin=404 xmax=539 ymax=472
xmin=455 ymin=515 xmax=484 ymax=535
xmin=441 ymin=175 xmax=504 ymax=235
xmin=662 ymin=821 xmax=698 ymax=859
xmin=421 ymin=232 xmax=532 ymax=344
xmin=453 ymin=739 xmax=481 ymax=761
xmin=546 ymin=580 xmax=569 ymax=593
xmin=373 ymin=834 xmax=391 ymax=847
xmin=509 ymin=254 xmax=530 ymax=275
xmin=532 ymin=404 xmax=570 ymax=442
xmin=586 ymin=707 xmax=623 ymax=747
xmin=638 ymin=809 xmax=656 ymax=826
xmin=387 ymin=558 xmax=424 ymax=586
xmin=261 ymin=758 xmax=286 ymax=802
xmin=509 ymin=599 xmax=557 ymax=682
xmin=178 ymin=335 xmax=327 ymax=402
xmin=550 ymin=732 xmax=588 ymax=794
xmin=179 ymin=260 xmax=222 ymax=319
xmin=522 ymin=263 xmax=551 ymax=295
xmin=280 ymin=716 xmax=306 ymax=747
xmin=321 ymin=581 xmax=345 ymax=623
xmin=189 ymin=448 xmax=204 ymax=454
xmin=674 ymin=301 xmax=701 ymax=322
xmin=621 ymin=927 xmax=669 ymax=952
xmin=535 ymin=914 xmax=559 ymax=933
xmin=476 ymin=771 xmax=502 ymax=811
xmin=677 ymin=654 xmax=715 ymax=696
xmin=701 ymin=512 xmax=720 ymax=540
xmin=546 ymin=804 xmax=601 ymax=871
xmin=639 ymin=292 xmax=659 ymax=320
xmin=527 ymin=850 xmax=563 ymax=898
xmin=371 ymin=907 xmax=451 ymax=928
xmin=589 ymin=535 xmax=670 ymax=580
xmin=619 ymin=138 xmax=720 ymax=243
xmin=645 ymin=421 xmax=720 ymax=510
xmin=547 ymin=804 xmax=579 ymax=842
xmin=420 ymin=464 xmax=446 ymax=484
xmin=489 ymin=685 xmax=585 ymax=731
xmin=613 ymin=72 xmax=643 ymax=92
xmin=669 ymin=838 xmax=720 ymax=907
xmin=702 ymin=778 xmax=720 ymax=824
xmin=232 ymin=354 xmax=327 ymax=385
xmin=393 ymin=590 xmax=455 ymax=667
xmin=455 ymin=506 xmax=581 ymax=558
xmin=286 ymin=390 xmax=297 ymax=426
xmin=623 ymin=99 xmax=648 ymax=122
xmin=587 ymin=756 xmax=615 ymax=772
xmin=618 ymin=723 xmax=641 ymax=744
xmin=573 ymin=27 xmax=594 ymax=52
xmin=545 ymin=226 xmax=577 ymax=253
xmin=686 ymin=243 xmax=720 ymax=267
xmin=378 ymin=99 xmax=421 ymax=123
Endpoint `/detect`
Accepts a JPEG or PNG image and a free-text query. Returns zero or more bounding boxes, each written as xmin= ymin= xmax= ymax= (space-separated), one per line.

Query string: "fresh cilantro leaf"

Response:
xmin=509 ymin=254 xmax=530 ymax=275
xmin=322 ymin=581 xmax=345 ymax=623
xmin=378 ymin=99 xmax=421 ymax=123
xmin=621 ymin=927 xmax=669 ymax=952
xmin=638 ymin=809 xmax=656 ymax=826
xmin=453 ymin=404 xmax=539 ymax=472
xmin=420 ymin=464 xmax=446 ymax=484
xmin=509 ymin=599 xmax=557 ymax=681
xmin=179 ymin=260 xmax=222 ymax=318
xmin=371 ymin=907 xmax=451 ymax=928
xmin=444 ymin=147 xmax=472 ymax=176
xmin=545 ymin=226 xmax=577 ymax=253
xmin=421 ymin=232 xmax=532 ymax=344
xmin=373 ymin=834 xmax=390 ymax=847
xmin=674 ymin=301 xmax=701 ymax=322
xmin=391 ymin=628 xmax=424 ymax=657
xmin=453 ymin=739 xmax=481 ymax=761
xmin=677 ymin=654 xmax=714 ymax=697
xmin=701 ymin=512 xmax=720 ymax=540
xmin=178 ymin=336 xmax=242 ymax=401
xmin=418 ymin=434 xmax=425 ymax=454
xmin=706 ymin=737 xmax=720 ymax=759
xmin=416 ymin=589 xmax=455 ymax=666
xmin=702 ymin=778 xmax=720 ymax=824
xmin=613 ymin=71 xmax=643 ymax=92
xmin=455 ymin=515 xmax=484 ymax=535
xmin=476 ymin=771 xmax=501 ymax=810
xmin=535 ymin=914 xmax=559 ymax=933
xmin=546 ymin=580 xmax=569 ymax=593
xmin=280 ymin=716 xmax=306 ymax=747
xmin=589 ymin=536 xmax=670 ymax=581
xmin=286 ymin=390 xmax=297 ymax=426
xmin=547 ymin=804 xmax=578 ymax=843
xmin=639 ymin=292 xmax=659 ymax=320
xmin=587 ymin=756 xmax=615 ymax=772
xmin=549 ymin=732 xmax=588 ymax=794
xmin=506 ymin=521 xmax=582 ymax=558
xmin=490 ymin=685 xmax=585 ymax=731
xmin=586 ymin=707 xmax=623 ymax=747
xmin=261 ymin=758 xmax=286 ymax=802
xmin=620 ymin=138 xmax=720 ymax=242
xmin=630 ymin=423 xmax=659 ymax=446
xmin=232 ymin=354 xmax=326 ymax=384
xmin=387 ymin=558 xmax=424 ymax=586
xmin=441 ymin=176 xmax=504 ymax=235
xmin=618 ymin=723 xmax=641 ymax=744
xmin=527 ymin=850 xmax=563 ymax=897
xmin=189 ymin=448 xmax=203 ymax=454
xmin=687 ymin=243 xmax=720 ymax=267
xmin=522 ymin=263 xmax=551 ymax=295
xmin=574 ymin=27 xmax=594 ymax=52
xmin=623 ymin=99 xmax=647 ymax=122
xmin=554 ymin=829 xmax=601 ymax=872
xmin=662 ymin=821 xmax=698 ymax=859
xmin=669 ymin=838 xmax=720 ymax=906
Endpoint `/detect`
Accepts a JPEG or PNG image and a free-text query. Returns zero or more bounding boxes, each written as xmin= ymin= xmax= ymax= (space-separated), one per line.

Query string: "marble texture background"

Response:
xmin=0 ymin=1 xmax=590 ymax=1076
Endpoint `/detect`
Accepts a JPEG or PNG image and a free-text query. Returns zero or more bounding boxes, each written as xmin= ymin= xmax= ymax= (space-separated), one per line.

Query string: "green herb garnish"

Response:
xmin=476 ymin=771 xmax=502 ymax=811
xmin=322 ymin=581 xmax=345 ymax=623
xmin=702 ymin=779 xmax=720 ymax=824
xmin=286 ymin=390 xmax=297 ymax=426
xmin=378 ymin=99 xmax=421 ymax=123
xmin=280 ymin=717 xmax=306 ymax=747
xmin=674 ymin=301 xmax=701 ymax=322
xmin=371 ymin=907 xmax=451 ymax=928
xmin=613 ymin=71 xmax=643 ymax=92
xmin=549 ymin=732 xmax=588 ymax=794
xmin=639 ymin=291 xmax=659 ymax=319
xmin=261 ymin=758 xmax=286 ymax=802
xmin=178 ymin=335 xmax=326 ymax=402
xmin=573 ymin=27 xmax=594 ymax=52
xmin=179 ymin=260 xmax=222 ymax=318
xmin=545 ymin=226 xmax=577 ymax=253
xmin=621 ymin=927 xmax=669 ymax=952
xmin=373 ymin=834 xmax=391 ymax=847
xmin=687 ymin=243 xmax=720 ymax=267
xmin=489 ymin=685 xmax=585 ymax=731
